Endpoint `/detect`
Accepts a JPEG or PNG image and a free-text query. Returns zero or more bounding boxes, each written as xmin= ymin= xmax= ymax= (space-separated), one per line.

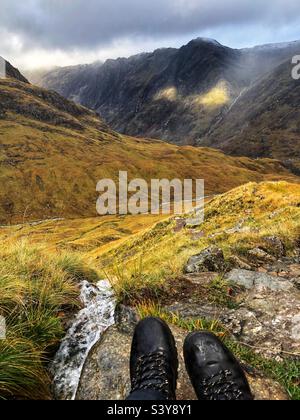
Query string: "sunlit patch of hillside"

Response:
xmin=154 ymin=86 xmax=178 ymax=102
xmin=0 ymin=214 xmax=167 ymax=255
xmin=194 ymin=81 xmax=230 ymax=108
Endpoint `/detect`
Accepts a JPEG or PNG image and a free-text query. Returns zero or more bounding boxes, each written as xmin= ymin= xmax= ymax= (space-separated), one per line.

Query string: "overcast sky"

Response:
xmin=1 ymin=0 xmax=300 ymax=71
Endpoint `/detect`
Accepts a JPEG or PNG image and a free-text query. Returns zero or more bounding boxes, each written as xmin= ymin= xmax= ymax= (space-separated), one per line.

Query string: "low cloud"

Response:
xmin=1 ymin=0 xmax=300 ymax=69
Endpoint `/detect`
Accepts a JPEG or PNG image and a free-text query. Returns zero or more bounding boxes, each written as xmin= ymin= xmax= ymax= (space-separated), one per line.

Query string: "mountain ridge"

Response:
xmin=1 ymin=57 xmax=29 ymax=83
xmin=36 ymin=38 xmax=300 ymax=153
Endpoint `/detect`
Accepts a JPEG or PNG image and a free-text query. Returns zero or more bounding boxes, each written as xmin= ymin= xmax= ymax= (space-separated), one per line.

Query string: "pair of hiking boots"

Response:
xmin=128 ymin=317 xmax=253 ymax=401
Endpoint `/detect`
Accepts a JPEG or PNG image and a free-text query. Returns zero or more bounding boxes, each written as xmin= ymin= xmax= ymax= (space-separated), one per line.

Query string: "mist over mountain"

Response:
xmin=198 ymin=59 xmax=300 ymax=173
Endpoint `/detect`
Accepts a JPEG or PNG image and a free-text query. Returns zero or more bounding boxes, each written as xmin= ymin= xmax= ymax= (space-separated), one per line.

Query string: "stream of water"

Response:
xmin=50 ymin=279 xmax=116 ymax=400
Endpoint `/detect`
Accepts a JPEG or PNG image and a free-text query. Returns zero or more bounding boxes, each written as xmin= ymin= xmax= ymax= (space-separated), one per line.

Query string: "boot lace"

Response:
xmin=202 ymin=369 xmax=244 ymax=400
xmin=131 ymin=350 xmax=172 ymax=399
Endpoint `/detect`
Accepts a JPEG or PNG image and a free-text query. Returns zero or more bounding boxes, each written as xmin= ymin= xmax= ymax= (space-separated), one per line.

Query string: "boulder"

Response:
xmin=185 ymin=217 xmax=203 ymax=228
xmin=185 ymin=247 xmax=226 ymax=273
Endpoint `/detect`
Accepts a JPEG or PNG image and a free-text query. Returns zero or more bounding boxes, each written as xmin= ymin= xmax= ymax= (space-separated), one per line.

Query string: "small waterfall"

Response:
xmin=51 ymin=279 xmax=116 ymax=400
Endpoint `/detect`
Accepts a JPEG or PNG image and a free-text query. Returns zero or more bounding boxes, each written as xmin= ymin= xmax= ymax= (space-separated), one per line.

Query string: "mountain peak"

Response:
xmin=188 ymin=37 xmax=223 ymax=47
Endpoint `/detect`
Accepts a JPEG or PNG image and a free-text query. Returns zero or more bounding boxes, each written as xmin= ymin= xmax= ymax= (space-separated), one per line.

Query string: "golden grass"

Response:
xmin=1 ymin=181 xmax=298 ymax=303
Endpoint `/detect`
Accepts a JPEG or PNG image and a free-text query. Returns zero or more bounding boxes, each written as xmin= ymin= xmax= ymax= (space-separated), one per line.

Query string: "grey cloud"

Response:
xmin=1 ymin=0 xmax=300 ymax=51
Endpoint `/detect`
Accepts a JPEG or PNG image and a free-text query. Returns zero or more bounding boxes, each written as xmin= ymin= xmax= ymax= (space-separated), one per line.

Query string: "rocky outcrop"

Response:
xmin=166 ymin=270 xmax=300 ymax=360
xmin=60 ymin=242 xmax=300 ymax=400
xmin=225 ymin=269 xmax=294 ymax=292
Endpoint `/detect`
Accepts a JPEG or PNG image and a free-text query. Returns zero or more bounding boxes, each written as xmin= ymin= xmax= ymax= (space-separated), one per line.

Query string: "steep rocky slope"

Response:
xmin=38 ymin=39 xmax=300 ymax=147
xmin=2 ymin=58 xmax=29 ymax=84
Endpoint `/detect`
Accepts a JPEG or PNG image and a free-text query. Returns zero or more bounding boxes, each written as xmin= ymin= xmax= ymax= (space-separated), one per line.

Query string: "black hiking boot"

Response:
xmin=129 ymin=317 xmax=178 ymax=400
xmin=184 ymin=332 xmax=253 ymax=400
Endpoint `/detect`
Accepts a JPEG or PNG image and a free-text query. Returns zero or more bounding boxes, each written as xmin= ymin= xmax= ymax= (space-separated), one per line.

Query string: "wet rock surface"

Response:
xmin=51 ymin=280 xmax=116 ymax=400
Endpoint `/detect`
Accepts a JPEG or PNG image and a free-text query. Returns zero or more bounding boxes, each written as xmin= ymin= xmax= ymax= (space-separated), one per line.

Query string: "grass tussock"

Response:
xmin=0 ymin=240 xmax=99 ymax=400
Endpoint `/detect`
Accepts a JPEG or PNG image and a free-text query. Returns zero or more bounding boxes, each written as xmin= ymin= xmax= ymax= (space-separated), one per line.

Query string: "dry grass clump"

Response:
xmin=0 ymin=240 xmax=99 ymax=399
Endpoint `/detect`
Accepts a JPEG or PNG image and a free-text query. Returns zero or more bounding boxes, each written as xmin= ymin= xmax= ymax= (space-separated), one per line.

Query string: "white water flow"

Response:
xmin=51 ymin=280 xmax=116 ymax=400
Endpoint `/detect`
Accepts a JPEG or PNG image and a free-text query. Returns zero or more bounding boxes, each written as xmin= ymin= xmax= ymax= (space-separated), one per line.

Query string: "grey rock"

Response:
xmin=185 ymin=217 xmax=203 ymax=228
xmin=185 ymin=247 xmax=226 ymax=273
xmin=247 ymin=248 xmax=276 ymax=264
xmin=263 ymin=236 xmax=286 ymax=258
xmin=228 ymin=255 xmax=253 ymax=270
xmin=173 ymin=218 xmax=186 ymax=233
xmin=225 ymin=269 xmax=294 ymax=292
xmin=39 ymin=38 xmax=300 ymax=158
xmin=183 ymin=272 xmax=220 ymax=286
